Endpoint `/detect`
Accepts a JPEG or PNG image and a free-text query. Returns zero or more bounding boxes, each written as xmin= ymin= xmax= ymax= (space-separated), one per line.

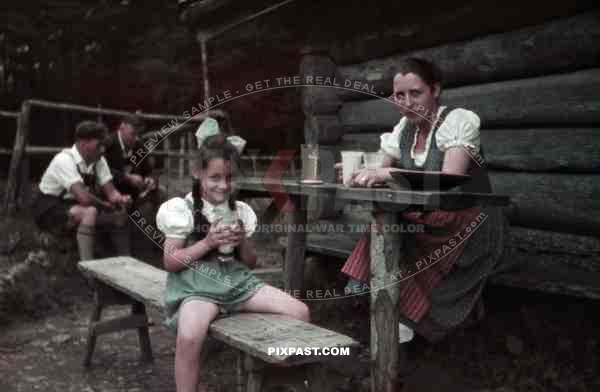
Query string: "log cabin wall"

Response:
xmin=303 ymin=11 xmax=600 ymax=235
xmin=299 ymin=10 xmax=600 ymax=293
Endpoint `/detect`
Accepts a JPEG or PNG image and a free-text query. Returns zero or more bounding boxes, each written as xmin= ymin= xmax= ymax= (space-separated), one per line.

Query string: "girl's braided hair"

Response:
xmin=191 ymin=133 xmax=240 ymax=236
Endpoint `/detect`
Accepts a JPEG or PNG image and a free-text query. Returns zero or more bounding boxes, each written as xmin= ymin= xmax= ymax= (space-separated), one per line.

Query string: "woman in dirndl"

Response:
xmin=342 ymin=57 xmax=508 ymax=343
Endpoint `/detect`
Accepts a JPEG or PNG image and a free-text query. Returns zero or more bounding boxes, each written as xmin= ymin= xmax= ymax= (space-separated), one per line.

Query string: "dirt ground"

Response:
xmin=0 ymin=211 xmax=597 ymax=392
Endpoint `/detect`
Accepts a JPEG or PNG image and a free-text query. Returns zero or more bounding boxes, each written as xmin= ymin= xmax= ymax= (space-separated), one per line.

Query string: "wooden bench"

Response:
xmin=78 ymin=256 xmax=358 ymax=392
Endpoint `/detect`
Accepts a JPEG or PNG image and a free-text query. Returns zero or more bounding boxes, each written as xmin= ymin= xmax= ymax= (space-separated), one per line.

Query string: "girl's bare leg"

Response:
xmin=175 ymin=300 xmax=219 ymax=392
xmin=237 ymin=284 xmax=310 ymax=322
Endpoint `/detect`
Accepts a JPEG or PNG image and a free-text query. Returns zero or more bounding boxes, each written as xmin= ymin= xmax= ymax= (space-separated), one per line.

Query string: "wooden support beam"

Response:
xmin=284 ymin=195 xmax=307 ymax=293
xmin=4 ymin=101 xmax=31 ymax=210
xmin=370 ymin=211 xmax=403 ymax=392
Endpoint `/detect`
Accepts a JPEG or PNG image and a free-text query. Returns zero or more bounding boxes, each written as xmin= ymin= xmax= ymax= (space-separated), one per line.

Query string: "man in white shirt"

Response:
xmin=34 ymin=121 xmax=132 ymax=260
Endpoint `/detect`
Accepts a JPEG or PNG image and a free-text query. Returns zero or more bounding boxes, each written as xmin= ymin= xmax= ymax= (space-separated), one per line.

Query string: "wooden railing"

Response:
xmin=1 ymin=99 xmax=298 ymax=210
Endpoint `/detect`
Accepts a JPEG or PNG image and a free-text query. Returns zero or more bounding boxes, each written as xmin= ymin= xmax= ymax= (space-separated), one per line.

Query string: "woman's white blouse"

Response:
xmin=379 ymin=106 xmax=481 ymax=167
xmin=156 ymin=193 xmax=258 ymax=240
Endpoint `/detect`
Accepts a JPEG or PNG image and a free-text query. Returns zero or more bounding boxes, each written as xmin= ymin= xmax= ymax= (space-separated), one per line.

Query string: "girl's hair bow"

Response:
xmin=195 ymin=117 xmax=246 ymax=154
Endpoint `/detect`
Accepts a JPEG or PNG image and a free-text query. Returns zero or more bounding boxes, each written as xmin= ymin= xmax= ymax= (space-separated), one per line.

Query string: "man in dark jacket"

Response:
xmin=104 ymin=115 xmax=155 ymax=197
xmin=104 ymin=115 xmax=165 ymax=228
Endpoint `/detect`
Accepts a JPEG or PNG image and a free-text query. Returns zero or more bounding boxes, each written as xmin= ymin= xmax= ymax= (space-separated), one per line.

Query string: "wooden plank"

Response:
xmin=370 ymin=211 xmax=403 ymax=391
xmin=339 ymin=69 xmax=600 ymax=132
xmin=336 ymin=11 xmax=600 ymax=101
xmin=490 ymin=171 xmax=600 ymax=237
xmin=4 ymin=101 xmax=30 ymax=210
xmin=78 ymin=257 xmax=358 ymax=365
xmin=210 ymin=313 xmax=358 ymax=365
xmin=341 ymin=128 xmax=600 ymax=172
xmin=78 ymin=258 xmax=286 ymax=307
xmin=239 ymin=178 xmax=509 ymax=209
xmin=78 ymin=257 xmax=167 ymax=309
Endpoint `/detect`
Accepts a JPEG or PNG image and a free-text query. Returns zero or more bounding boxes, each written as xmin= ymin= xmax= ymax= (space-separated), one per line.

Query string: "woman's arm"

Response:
xmin=441 ymin=147 xmax=472 ymax=175
xmin=350 ymin=152 xmax=397 ymax=187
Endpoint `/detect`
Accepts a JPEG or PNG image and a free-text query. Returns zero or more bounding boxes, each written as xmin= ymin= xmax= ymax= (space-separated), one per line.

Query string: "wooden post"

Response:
xmin=164 ymin=137 xmax=171 ymax=178
xmin=284 ymin=195 xmax=307 ymax=294
xmin=187 ymin=131 xmax=194 ymax=175
xmin=299 ymin=50 xmax=342 ymax=220
xmin=179 ymin=134 xmax=185 ymax=184
xmin=370 ymin=211 xmax=403 ymax=392
xmin=4 ymin=100 xmax=31 ymax=210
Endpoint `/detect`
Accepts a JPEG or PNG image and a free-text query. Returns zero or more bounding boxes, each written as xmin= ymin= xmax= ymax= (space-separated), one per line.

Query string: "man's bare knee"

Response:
xmin=79 ymin=206 xmax=97 ymax=225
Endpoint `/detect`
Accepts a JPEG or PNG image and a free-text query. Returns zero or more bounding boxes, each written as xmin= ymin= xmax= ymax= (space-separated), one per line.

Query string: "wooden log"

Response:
xmin=301 ymin=225 xmax=600 ymax=299
xmin=300 ymin=54 xmax=342 ymax=115
xmin=490 ymin=171 xmax=600 ymax=237
xmin=339 ymin=69 xmax=600 ymax=132
xmin=504 ymin=226 xmax=600 ymax=274
xmin=341 ymin=128 xmax=600 ymax=172
xmin=492 ymin=226 xmax=600 ymax=299
xmin=304 ymin=114 xmax=345 ymax=145
xmin=370 ymin=211 xmax=403 ymax=392
xmin=328 ymin=2 xmax=596 ymax=65
xmin=4 ymin=101 xmax=31 ymax=210
xmin=482 ymin=128 xmax=600 ymax=172
xmin=336 ymin=11 xmax=600 ymax=101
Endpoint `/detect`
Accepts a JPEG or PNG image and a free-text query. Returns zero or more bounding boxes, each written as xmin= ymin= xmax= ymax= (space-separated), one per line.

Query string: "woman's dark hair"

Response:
xmin=191 ymin=133 xmax=240 ymax=235
xmin=395 ymin=57 xmax=443 ymax=90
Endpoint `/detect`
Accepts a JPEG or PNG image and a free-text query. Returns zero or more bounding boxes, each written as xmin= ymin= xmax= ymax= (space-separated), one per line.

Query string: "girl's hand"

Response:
xmin=225 ymin=222 xmax=246 ymax=247
xmin=204 ymin=219 xmax=236 ymax=249
xmin=350 ymin=168 xmax=390 ymax=187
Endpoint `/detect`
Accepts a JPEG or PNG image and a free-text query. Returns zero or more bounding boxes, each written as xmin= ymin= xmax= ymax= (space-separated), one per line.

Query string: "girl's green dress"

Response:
xmin=156 ymin=194 xmax=264 ymax=331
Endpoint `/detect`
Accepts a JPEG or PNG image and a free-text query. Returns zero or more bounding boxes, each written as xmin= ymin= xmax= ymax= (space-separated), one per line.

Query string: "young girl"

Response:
xmin=156 ymin=119 xmax=310 ymax=392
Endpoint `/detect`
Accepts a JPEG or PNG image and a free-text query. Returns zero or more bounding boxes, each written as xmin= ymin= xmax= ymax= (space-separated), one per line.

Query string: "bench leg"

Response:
xmin=82 ymin=281 xmax=154 ymax=367
xmin=305 ymin=364 xmax=334 ymax=392
xmin=132 ymin=301 xmax=154 ymax=363
xmin=244 ymin=355 xmax=264 ymax=392
xmin=83 ymin=294 xmax=103 ymax=368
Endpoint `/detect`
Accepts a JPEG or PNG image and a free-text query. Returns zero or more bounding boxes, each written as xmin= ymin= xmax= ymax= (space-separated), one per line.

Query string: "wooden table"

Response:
xmin=238 ymin=177 xmax=509 ymax=392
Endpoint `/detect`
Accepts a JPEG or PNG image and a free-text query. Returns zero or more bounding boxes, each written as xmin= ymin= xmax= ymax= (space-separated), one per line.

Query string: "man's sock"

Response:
xmin=110 ymin=210 xmax=131 ymax=256
xmin=76 ymin=224 xmax=95 ymax=261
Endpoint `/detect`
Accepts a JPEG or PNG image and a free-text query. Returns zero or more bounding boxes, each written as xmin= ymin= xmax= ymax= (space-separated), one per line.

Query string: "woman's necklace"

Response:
xmin=411 ymin=110 xmax=440 ymax=158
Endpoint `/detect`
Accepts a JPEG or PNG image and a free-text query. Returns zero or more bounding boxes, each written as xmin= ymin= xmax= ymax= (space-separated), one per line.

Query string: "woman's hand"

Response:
xmin=350 ymin=168 xmax=391 ymax=187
